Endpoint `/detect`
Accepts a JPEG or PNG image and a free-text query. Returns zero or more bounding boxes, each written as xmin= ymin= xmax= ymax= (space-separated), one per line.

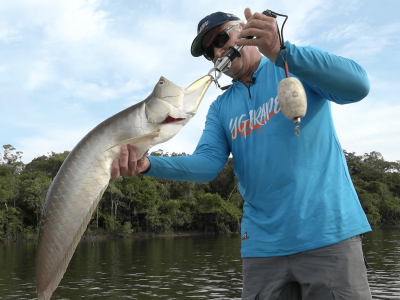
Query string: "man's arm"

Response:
xmin=276 ymin=41 xmax=370 ymax=104
xmin=235 ymin=7 xmax=369 ymax=104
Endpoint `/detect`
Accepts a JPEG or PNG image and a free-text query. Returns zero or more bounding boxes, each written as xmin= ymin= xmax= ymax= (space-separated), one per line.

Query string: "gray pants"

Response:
xmin=242 ymin=235 xmax=372 ymax=300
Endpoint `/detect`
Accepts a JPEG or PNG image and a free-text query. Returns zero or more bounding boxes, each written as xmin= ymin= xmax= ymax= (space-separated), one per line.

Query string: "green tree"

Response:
xmin=0 ymin=145 xmax=24 ymax=209
xmin=24 ymin=151 xmax=69 ymax=179
xmin=209 ymin=158 xmax=236 ymax=199
xmin=345 ymin=150 xmax=400 ymax=227
xmin=0 ymin=170 xmax=13 ymax=211
xmin=195 ymin=193 xmax=242 ymax=234
xmin=18 ymin=171 xmax=52 ymax=228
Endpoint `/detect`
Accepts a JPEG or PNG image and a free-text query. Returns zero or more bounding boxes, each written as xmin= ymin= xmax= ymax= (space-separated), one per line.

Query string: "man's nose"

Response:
xmin=213 ymin=47 xmax=226 ymax=63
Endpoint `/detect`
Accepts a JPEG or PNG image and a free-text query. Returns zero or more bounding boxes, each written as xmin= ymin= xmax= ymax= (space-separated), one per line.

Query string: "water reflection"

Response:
xmin=60 ymin=235 xmax=243 ymax=299
xmin=363 ymin=229 xmax=400 ymax=299
xmin=0 ymin=235 xmax=243 ymax=299
xmin=0 ymin=230 xmax=400 ymax=299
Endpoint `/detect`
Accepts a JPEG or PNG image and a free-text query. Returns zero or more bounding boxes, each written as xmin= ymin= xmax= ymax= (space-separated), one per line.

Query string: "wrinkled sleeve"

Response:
xmin=145 ymin=100 xmax=230 ymax=182
xmin=275 ymin=41 xmax=370 ymax=104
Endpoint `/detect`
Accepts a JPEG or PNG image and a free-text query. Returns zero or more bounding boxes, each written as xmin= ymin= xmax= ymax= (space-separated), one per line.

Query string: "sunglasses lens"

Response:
xmin=212 ymin=33 xmax=229 ymax=48
xmin=203 ymin=33 xmax=228 ymax=61
xmin=202 ymin=24 xmax=238 ymax=61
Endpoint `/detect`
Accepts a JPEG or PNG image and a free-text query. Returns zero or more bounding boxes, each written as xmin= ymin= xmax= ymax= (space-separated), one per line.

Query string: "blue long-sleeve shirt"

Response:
xmin=146 ymin=41 xmax=372 ymax=257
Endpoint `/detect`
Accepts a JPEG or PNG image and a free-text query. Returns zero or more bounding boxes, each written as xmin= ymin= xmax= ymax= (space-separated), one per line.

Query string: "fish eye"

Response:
xmin=159 ymin=80 xmax=165 ymax=85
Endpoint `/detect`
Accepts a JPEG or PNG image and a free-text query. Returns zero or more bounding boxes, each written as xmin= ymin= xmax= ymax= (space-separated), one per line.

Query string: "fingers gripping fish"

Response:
xmin=35 ymin=75 xmax=212 ymax=300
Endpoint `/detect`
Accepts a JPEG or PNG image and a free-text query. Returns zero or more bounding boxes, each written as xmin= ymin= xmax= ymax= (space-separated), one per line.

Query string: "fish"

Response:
xmin=35 ymin=75 xmax=213 ymax=300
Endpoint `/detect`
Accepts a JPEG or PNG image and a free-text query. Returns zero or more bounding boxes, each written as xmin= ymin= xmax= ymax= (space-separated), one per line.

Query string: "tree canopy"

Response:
xmin=0 ymin=144 xmax=399 ymax=242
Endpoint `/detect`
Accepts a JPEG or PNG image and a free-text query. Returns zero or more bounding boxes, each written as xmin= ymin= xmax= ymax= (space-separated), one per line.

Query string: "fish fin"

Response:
xmin=37 ymin=183 xmax=109 ymax=300
xmin=104 ymin=131 xmax=160 ymax=152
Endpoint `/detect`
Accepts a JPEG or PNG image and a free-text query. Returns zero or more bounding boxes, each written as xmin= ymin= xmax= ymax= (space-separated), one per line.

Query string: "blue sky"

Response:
xmin=0 ymin=0 xmax=399 ymax=163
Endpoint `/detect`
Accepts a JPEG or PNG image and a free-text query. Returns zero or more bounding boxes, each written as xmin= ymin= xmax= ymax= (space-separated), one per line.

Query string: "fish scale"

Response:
xmin=35 ymin=75 xmax=212 ymax=299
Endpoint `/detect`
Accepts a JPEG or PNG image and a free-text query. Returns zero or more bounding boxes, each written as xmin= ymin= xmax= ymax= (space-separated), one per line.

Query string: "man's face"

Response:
xmin=201 ymin=22 xmax=250 ymax=80
xmin=202 ymin=22 xmax=241 ymax=64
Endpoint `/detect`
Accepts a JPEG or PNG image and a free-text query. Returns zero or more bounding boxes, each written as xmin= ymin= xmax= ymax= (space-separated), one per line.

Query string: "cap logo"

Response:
xmin=198 ymin=20 xmax=210 ymax=34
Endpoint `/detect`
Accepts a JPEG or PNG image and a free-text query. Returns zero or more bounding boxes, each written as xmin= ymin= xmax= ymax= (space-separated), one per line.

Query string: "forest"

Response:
xmin=0 ymin=144 xmax=399 ymax=242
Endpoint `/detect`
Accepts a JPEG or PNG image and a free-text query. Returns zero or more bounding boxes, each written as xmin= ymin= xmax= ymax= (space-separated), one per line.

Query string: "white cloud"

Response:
xmin=26 ymin=59 xmax=55 ymax=90
xmin=71 ymin=103 xmax=85 ymax=113
xmin=2 ymin=0 xmax=400 ymax=165
xmin=320 ymin=23 xmax=369 ymax=42
xmin=44 ymin=0 xmax=107 ymax=42
xmin=320 ymin=0 xmax=363 ymax=17
xmin=335 ymin=23 xmax=400 ymax=62
xmin=0 ymin=24 xmax=19 ymax=42
xmin=19 ymin=128 xmax=88 ymax=162
xmin=73 ymin=81 xmax=118 ymax=102
xmin=332 ymin=99 xmax=400 ymax=162
xmin=0 ymin=0 xmax=103 ymax=27
xmin=305 ymin=1 xmax=400 ymax=63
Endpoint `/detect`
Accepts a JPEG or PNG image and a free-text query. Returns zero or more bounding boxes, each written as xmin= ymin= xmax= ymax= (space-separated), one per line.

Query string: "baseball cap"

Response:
xmin=191 ymin=12 xmax=240 ymax=57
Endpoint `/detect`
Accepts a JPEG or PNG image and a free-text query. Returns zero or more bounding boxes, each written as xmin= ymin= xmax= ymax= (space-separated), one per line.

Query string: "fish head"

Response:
xmin=145 ymin=75 xmax=212 ymax=125
xmin=153 ymin=77 xmax=184 ymax=105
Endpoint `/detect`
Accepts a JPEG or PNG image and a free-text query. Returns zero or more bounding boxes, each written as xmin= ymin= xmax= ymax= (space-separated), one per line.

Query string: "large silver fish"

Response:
xmin=36 ymin=75 xmax=212 ymax=300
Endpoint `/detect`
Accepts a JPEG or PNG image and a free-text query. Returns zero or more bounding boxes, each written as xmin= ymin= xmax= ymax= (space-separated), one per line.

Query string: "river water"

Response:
xmin=0 ymin=229 xmax=399 ymax=299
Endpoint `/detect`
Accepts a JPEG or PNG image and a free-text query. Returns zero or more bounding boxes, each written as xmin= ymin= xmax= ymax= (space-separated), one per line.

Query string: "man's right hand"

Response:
xmin=111 ymin=144 xmax=150 ymax=179
xmin=236 ymin=7 xmax=281 ymax=63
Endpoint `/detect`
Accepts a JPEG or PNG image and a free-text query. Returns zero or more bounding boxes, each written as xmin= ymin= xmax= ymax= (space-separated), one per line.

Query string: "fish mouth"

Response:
xmin=161 ymin=116 xmax=187 ymax=124
xmin=182 ymin=75 xmax=213 ymax=113
xmin=185 ymin=75 xmax=213 ymax=91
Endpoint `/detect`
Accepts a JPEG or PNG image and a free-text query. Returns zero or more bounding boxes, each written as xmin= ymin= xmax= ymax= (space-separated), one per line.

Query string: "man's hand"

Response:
xmin=111 ymin=144 xmax=150 ymax=179
xmin=236 ymin=7 xmax=281 ymax=63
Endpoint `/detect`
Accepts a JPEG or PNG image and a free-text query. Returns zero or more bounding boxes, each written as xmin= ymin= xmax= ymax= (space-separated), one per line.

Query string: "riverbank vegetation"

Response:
xmin=0 ymin=144 xmax=399 ymax=242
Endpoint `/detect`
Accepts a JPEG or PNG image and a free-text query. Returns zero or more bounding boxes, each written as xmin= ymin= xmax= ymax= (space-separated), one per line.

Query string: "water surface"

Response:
xmin=1 ymin=230 xmax=400 ymax=299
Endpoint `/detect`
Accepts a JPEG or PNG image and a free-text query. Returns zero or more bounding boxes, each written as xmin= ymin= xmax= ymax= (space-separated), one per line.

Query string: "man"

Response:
xmin=112 ymin=8 xmax=372 ymax=300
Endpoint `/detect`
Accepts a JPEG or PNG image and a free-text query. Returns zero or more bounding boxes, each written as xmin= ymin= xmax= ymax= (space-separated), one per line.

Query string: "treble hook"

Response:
xmin=294 ymin=124 xmax=300 ymax=137
xmin=294 ymin=117 xmax=301 ymax=137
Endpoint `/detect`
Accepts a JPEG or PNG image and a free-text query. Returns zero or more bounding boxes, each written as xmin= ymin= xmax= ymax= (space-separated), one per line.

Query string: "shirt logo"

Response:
xmin=198 ymin=20 xmax=210 ymax=34
xmin=229 ymin=95 xmax=281 ymax=141
xmin=242 ymin=231 xmax=249 ymax=241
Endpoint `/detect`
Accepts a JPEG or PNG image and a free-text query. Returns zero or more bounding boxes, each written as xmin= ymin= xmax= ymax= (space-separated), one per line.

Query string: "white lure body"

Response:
xmin=277 ymin=77 xmax=307 ymax=136
xmin=277 ymin=77 xmax=307 ymax=120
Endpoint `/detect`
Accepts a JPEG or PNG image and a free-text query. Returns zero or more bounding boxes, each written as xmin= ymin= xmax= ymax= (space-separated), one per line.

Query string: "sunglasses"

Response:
xmin=203 ymin=24 xmax=239 ymax=61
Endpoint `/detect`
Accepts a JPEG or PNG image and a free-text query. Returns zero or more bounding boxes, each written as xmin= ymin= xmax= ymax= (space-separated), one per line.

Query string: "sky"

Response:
xmin=0 ymin=0 xmax=399 ymax=164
